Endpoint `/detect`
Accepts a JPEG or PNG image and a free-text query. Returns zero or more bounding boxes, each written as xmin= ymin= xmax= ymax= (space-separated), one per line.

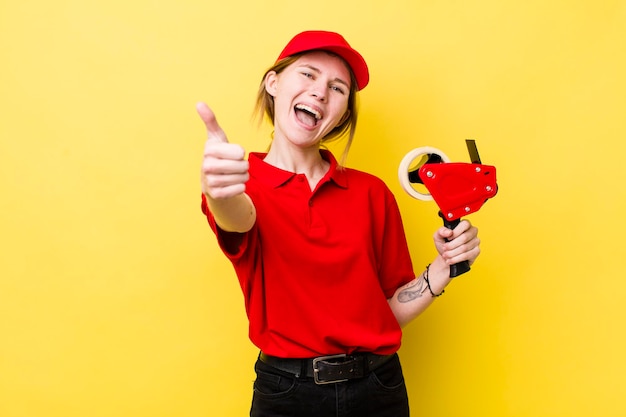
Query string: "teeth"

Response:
xmin=295 ymin=104 xmax=321 ymax=120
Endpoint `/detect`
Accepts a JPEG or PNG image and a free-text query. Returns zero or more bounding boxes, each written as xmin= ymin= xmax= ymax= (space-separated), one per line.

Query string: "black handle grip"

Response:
xmin=439 ymin=214 xmax=471 ymax=278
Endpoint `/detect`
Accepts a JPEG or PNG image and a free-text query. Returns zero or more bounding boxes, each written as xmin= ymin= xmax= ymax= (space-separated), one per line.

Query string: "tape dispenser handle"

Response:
xmin=439 ymin=214 xmax=471 ymax=278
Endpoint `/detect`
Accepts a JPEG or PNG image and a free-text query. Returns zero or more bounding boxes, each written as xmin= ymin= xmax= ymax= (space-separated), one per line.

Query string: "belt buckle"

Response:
xmin=312 ymin=354 xmax=349 ymax=385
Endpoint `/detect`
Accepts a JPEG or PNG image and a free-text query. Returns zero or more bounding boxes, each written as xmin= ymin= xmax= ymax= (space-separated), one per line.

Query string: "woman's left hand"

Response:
xmin=433 ymin=220 xmax=481 ymax=266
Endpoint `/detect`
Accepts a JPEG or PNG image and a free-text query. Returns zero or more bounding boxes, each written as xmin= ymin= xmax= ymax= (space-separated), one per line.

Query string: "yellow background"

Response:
xmin=2 ymin=0 xmax=625 ymax=416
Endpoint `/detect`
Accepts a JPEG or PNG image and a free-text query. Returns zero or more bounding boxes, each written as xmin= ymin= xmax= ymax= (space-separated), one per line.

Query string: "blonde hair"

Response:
xmin=253 ymin=52 xmax=360 ymax=166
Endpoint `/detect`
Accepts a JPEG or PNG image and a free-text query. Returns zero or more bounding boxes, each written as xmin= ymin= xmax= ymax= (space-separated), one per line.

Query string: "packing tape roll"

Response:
xmin=398 ymin=146 xmax=450 ymax=201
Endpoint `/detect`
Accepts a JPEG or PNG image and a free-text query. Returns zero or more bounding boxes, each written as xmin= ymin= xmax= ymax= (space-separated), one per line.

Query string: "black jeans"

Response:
xmin=250 ymin=353 xmax=409 ymax=417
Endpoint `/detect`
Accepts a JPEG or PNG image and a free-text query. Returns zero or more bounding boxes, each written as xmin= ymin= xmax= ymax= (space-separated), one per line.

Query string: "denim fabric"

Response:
xmin=250 ymin=353 xmax=409 ymax=417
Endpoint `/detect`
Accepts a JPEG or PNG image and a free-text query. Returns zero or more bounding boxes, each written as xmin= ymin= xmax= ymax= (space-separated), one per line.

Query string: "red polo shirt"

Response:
xmin=201 ymin=150 xmax=415 ymax=358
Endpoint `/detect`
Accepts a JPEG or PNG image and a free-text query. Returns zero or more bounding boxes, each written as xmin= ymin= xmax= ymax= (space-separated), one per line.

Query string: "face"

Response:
xmin=264 ymin=51 xmax=352 ymax=149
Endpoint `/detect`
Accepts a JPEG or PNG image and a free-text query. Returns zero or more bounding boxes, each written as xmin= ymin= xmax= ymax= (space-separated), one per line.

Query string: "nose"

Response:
xmin=310 ymin=81 xmax=327 ymax=102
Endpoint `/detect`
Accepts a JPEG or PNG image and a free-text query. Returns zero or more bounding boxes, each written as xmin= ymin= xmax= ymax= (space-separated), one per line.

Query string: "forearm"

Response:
xmin=204 ymin=192 xmax=256 ymax=233
xmin=388 ymin=256 xmax=451 ymax=327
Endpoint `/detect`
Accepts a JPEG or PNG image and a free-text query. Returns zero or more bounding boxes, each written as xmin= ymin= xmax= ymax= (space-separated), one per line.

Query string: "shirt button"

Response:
xmin=308 ymin=200 xmax=313 ymax=206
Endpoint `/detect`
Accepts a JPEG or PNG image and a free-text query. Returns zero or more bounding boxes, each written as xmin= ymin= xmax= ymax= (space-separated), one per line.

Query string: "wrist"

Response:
xmin=427 ymin=256 xmax=451 ymax=294
xmin=423 ymin=264 xmax=444 ymax=297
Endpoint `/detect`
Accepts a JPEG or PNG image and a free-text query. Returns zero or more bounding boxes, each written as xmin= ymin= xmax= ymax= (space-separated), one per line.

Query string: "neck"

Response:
xmin=264 ymin=144 xmax=329 ymax=179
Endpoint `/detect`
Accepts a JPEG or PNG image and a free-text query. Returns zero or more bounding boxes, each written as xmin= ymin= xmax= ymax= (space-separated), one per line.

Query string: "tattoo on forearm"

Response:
xmin=398 ymin=276 xmax=428 ymax=303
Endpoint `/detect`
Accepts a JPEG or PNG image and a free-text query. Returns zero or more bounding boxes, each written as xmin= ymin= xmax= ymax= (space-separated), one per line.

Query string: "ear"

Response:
xmin=264 ymin=71 xmax=278 ymax=97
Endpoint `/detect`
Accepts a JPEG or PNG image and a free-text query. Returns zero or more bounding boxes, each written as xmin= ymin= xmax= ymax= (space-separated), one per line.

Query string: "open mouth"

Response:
xmin=295 ymin=104 xmax=321 ymax=127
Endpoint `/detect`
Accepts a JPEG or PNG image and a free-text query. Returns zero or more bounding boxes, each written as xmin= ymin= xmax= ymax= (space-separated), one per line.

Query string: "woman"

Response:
xmin=198 ymin=30 xmax=480 ymax=417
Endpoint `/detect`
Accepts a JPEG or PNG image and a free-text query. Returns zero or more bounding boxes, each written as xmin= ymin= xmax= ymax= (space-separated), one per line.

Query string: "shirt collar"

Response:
xmin=249 ymin=149 xmax=348 ymax=189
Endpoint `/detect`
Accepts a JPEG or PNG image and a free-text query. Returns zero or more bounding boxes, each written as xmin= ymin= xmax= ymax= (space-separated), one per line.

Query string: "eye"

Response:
xmin=301 ymin=72 xmax=314 ymax=79
xmin=330 ymin=85 xmax=346 ymax=95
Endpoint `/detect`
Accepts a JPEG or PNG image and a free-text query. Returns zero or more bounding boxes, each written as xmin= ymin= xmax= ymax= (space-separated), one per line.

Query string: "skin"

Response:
xmin=198 ymin=51 xmax=481 ymax=327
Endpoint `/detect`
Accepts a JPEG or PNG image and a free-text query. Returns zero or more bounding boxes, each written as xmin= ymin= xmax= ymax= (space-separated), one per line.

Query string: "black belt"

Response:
xmin=259 ymin=352 xmax=395 ymax=385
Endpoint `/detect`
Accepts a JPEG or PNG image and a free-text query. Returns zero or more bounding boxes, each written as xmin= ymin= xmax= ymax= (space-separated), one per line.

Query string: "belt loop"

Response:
xmin=296 ymin=359 xmax=305 ymax=378
xmin=363 ymin=355 xmax=370 ymax=375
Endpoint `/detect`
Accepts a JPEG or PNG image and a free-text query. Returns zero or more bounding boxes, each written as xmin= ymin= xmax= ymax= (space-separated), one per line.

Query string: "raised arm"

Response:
xmin=197 ymin=102 xmax=256 ymax=233
xmin=389 ymin=220 xmax=481 ymax=327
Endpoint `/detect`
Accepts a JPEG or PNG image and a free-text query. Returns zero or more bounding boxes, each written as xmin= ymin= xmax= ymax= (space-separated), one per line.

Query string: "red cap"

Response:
xmin=276 ymin=30 xmax=369 ymax=91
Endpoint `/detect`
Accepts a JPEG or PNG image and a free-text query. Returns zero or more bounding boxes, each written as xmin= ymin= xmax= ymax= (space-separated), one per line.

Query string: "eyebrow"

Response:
xmin=299 ymin=64 xmax=350 ymax=89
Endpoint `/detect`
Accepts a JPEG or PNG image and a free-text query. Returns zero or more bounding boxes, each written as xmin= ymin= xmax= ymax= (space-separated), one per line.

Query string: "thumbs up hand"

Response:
xmin=197 ymin=102 xmax=250 ymax=199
